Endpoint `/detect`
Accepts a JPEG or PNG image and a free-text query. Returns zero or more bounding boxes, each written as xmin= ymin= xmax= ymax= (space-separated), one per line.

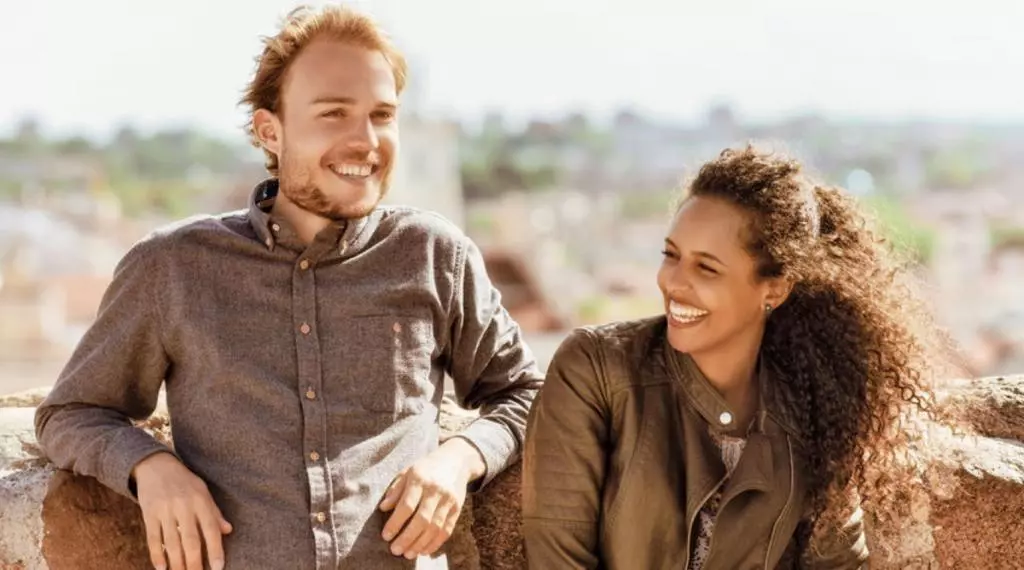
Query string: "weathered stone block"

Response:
xmin=40 ymin=471 xmax=150 ymax=570
xmin=929 ymin=434 xmax=1024 ymax=569
xmin=938 ymin=375 xmax=1024 ymax=442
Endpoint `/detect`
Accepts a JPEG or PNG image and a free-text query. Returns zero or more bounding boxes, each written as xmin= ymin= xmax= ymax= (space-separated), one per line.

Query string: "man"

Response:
xmin=34 ymin=5 xmax=543 ymax=569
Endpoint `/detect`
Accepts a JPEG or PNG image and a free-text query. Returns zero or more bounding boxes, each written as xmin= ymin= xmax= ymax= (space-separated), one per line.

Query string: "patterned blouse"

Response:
xmin=687 ymin=429 xmax=748 ymax=570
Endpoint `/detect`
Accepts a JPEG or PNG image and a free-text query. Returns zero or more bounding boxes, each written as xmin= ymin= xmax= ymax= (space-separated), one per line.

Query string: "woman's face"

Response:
xmin=657 ymin=195 xmax=787 ymax=356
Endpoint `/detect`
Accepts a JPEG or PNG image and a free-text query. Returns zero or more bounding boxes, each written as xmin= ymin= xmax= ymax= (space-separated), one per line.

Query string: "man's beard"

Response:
xmin=278 ymin=149 xmax=389 ymax=220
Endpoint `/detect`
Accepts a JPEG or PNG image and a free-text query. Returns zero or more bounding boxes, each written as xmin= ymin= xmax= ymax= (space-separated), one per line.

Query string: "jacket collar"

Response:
xmin=660 ymin=321 xmax=806 ymax=530
xmin=664 ymin=329 xmax=804 ymax=444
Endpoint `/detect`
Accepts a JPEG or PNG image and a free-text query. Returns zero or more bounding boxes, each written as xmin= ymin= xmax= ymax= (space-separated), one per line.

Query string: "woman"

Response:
xmin=522 ymin=146 xmax=946 ymax=569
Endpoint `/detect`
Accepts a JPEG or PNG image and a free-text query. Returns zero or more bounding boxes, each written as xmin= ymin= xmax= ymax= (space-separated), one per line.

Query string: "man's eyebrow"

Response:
xmin=311 ymin=96 xmax=399 ymax=111
xmin=311 ymin=96 xmax=356 ymax=105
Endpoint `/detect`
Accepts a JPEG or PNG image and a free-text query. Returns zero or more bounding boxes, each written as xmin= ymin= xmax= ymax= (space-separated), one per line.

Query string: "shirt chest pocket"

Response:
xmin=332 ymin=314 xmax=438 ymax=417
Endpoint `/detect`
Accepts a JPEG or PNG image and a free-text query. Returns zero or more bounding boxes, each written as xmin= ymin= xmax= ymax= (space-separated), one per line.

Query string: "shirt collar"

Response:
xmin=248 ymin=178 xmax=279 ymax=250
xmin=246 ymin=178 xmax=380 ymax=259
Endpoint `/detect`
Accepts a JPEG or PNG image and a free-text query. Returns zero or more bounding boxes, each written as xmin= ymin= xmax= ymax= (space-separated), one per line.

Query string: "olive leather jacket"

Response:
xmin=522 ymin=317 xmax=869 ymax=569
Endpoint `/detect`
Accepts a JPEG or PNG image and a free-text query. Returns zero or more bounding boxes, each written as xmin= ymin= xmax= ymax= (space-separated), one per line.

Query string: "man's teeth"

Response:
xmin=669 ymin=300 xmax=708 ymax=320
xmin=332 ymin=164 xmax=373 ymax=177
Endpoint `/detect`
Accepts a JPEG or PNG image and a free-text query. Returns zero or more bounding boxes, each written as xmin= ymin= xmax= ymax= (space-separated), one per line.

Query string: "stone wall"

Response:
xmin=2 ymin=377 xmax=1022 ymax=569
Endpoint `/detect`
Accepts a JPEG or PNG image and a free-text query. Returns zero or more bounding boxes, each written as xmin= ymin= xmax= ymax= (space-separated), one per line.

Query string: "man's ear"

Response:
xmin=252 ymin=109 xmax=282 ymax=156
xmin=764 ymin=276 xmax=794 ymax=312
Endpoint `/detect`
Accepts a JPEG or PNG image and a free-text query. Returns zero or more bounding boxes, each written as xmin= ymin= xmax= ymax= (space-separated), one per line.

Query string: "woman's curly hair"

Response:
xmin=680 ymin=144 xmax=954 ymax=548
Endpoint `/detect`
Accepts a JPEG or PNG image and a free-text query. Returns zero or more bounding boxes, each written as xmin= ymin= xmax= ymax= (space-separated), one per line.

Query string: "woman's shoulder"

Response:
xmin=547 ymin=316 xmax=669 ymax=389
xmin=557 ymin=315 xmax=667 ymax=354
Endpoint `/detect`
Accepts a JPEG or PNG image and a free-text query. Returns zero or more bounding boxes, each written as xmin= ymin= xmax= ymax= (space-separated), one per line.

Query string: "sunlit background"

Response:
xmin=2 ymin=0 xmax=1023 ymax=394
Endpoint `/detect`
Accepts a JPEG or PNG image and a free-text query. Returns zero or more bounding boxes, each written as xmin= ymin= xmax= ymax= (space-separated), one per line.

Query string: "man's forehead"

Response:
xmin=285 ymin=39 xmax=397 ymax=103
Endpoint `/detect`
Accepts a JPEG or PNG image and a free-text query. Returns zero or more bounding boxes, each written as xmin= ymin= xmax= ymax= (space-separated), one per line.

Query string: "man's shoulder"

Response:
xmin=374 ymin=205 xmax=470 ymax=251
xmin=149 ymin=209 xmax=249 ymax=241
xmin=134 ymin=210 xmax=251 ymax=251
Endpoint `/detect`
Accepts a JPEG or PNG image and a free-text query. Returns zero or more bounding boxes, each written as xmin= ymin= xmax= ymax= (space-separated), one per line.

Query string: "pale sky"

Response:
xmin=3 ymin=0 xmax=1022 ymax=140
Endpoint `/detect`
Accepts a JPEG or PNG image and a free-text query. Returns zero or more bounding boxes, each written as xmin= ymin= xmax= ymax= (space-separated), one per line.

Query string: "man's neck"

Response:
xmin=270 ymin=193 xmax=333 ymax=246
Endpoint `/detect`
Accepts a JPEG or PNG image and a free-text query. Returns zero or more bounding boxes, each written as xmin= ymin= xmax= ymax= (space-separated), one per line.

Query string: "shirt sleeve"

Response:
xmin=35 ymin=235 xmax=173 ymax=500
xmin=444 ymin=235 xmax=544 ymax=489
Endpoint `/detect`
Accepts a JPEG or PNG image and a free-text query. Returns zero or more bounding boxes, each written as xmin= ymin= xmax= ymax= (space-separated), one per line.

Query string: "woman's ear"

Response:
xmin=764 ymin=276 xmax=794 ymax=312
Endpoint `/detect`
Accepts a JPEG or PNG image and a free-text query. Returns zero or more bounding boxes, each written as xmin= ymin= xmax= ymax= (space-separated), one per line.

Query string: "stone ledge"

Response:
xmin=0 ymin=463 xmax=53 ymax=570
xmin=2 ymin=377 xmax=1022 ymax=569
xmin=937 ymin=375 xmax=1024 ymax=441
xmin=928 ymin=435 xmax=1024 ymax=569
xmin=0 ymin=389 xmax=50 ymax=409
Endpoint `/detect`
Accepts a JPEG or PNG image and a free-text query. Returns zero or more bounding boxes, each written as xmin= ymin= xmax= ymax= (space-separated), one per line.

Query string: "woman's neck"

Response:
xmin=690 ymin=328 xmax=764 ymax=430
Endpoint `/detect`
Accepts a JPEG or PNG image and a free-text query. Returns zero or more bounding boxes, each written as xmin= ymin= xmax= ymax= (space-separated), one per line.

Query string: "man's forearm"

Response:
xmin=36 ymin=404 xmax=170 ymax=499
xmin=447 ymin=234 xmax=545 ymax=487
xmin=453 ymin=386 xmax=538 ymax=489
xmin=34 ymin=237 xmax=171 ymax=499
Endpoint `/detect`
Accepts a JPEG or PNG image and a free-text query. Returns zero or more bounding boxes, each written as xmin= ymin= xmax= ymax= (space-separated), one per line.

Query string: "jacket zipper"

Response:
xmin=764 ymin=435 xmax=796 ymax=568
xmin=682 ymin=475 xmax=728 ymax=570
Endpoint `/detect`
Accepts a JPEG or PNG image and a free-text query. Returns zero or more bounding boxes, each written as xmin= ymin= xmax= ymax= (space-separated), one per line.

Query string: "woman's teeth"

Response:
xmin=669 ymin=300 xmax=708 ymax=323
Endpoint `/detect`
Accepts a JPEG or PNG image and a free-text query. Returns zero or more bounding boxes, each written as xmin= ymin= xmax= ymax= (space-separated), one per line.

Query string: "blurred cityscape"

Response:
xmin=2 ymin=98 xmax=1023 ymax=393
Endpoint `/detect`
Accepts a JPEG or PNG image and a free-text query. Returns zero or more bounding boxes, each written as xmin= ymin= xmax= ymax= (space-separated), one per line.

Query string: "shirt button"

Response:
xmin=271 ymin=223 xmax=281 ymax=232
xmin=264 ymin=237 xmax=273 ymax=248
xmin=719 ymin=411 xmax=733 ymax=426
xmin=315 ymin=512 xmax=326 ymax=523
xmin=309 ymin=451 xmax=320 ymax=462
xmin=299 ymin=259 xmax=310 ymax=270
xmin=300 ymin=323 xmax=311 ymax=335
xmin=306 ymin=388 xmax=316 ymax=400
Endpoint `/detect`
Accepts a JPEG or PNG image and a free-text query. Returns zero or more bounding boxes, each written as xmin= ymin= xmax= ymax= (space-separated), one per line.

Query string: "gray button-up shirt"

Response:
xmin=35 ymin=179 xmax=544 ymax=569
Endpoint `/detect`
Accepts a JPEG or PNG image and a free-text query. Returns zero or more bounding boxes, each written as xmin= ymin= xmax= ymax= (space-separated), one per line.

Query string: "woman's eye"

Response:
xmin=661 ymin=249 xmax=678 ymax=260
xmin=698 ymin=263 xmax=718 ymax=275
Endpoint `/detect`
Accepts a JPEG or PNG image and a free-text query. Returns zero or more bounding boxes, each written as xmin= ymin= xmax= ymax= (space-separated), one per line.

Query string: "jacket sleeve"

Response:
xmin=799 ymin=489 xmax=870 ymax=569
xmin=34 ymin=236 xmax=172 ymax=500
xmin=445 ymin=234 xmax=544 ymax=489
xmin=521 ymin=328 xmax=609 ymax=569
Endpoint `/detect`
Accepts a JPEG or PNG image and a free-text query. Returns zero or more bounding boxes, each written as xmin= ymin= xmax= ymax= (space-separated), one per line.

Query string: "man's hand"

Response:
xmin=132 ymin=452 xmax=233 ymax=570
xmin=379 ymin=438 xmax=486 ymax=559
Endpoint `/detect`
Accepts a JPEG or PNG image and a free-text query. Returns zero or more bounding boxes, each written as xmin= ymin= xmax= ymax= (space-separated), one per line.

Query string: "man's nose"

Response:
xmin=345 ymin=118 xmax=378 ymax=151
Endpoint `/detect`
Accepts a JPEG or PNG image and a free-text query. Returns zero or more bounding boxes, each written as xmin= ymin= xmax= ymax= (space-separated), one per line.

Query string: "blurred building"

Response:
xmin=382 ymin=113 xmax=464 ymax=227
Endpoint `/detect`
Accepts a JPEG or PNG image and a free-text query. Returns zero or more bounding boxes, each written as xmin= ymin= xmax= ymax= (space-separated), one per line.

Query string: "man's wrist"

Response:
xmin=441 ymin=437 xmax=487 ymax=483
xmin=131 ymin=450 xmax=176 ymax=479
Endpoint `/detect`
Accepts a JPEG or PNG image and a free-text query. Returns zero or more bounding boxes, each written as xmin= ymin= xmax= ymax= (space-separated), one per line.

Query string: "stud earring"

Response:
xmin=764 ymin=303 xmax=773 ymax=314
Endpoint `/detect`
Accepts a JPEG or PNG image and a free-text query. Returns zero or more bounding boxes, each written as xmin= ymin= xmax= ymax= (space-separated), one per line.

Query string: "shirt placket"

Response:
xmin=292 ymin=246 xmax=337 ymax=569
